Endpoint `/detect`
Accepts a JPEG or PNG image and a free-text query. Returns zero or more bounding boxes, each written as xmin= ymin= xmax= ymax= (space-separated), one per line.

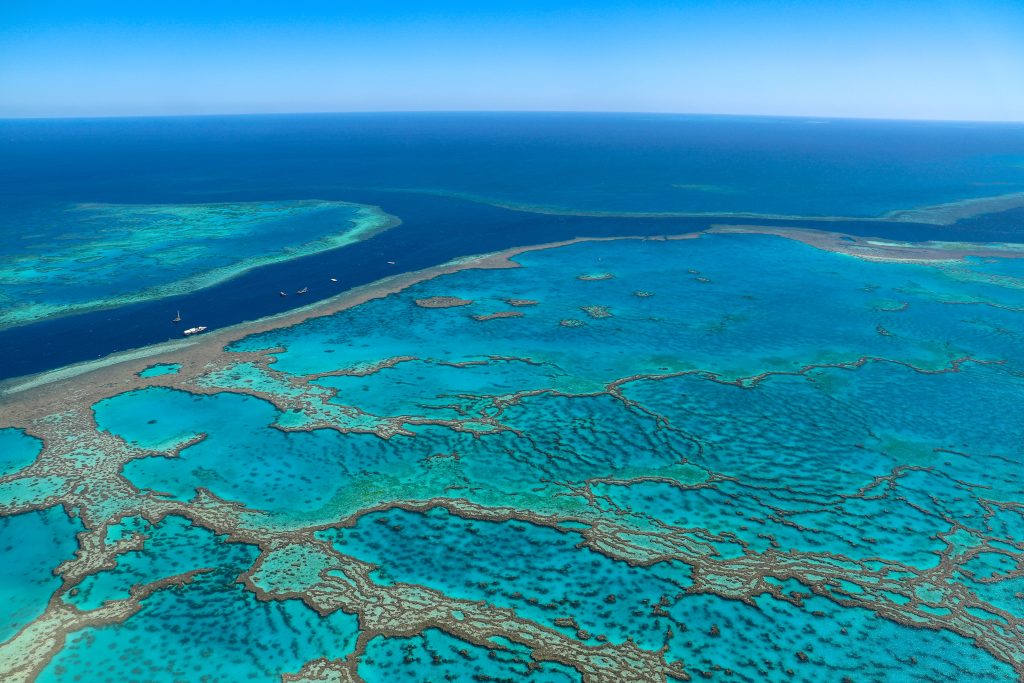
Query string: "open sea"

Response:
xmin=1 ymin=113 xmax=1024 ymax=682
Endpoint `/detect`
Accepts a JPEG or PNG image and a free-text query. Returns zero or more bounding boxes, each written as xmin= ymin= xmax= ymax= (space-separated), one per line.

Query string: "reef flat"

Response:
xmin=380 ymin=187 xmax=1024 ymax=226
xmin=1 ymin=229 xmax=1023 ymax=682
xmin=708 ymin=224 xmax=1024 ymax=262
xmin=0 ymin=200 xmax=396 ymax=330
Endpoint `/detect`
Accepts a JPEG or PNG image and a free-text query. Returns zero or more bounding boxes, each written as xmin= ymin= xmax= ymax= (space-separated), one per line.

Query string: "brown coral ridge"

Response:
xmin=581 ymin=306 xmax=613 ymax=319
xmin=415 ymin=296 xmax=474 ymax=308
xmin=707 ymin=224 xmax=1024 ymax=263
xmin=472 ymin=311 xmax=525 ymax=321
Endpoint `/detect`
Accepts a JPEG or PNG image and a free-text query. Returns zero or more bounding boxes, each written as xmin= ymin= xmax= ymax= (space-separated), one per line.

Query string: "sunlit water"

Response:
xmin=1 ymin=115 xmax=1023 ymax=682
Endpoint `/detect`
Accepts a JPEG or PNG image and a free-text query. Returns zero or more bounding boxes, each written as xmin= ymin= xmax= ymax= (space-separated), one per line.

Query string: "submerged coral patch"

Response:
xmin=472 ymin=311 xmax=524 ymax=321
xmin=3 ymin=232 xmax=1024 ymax=682
xmin=415 ymin=296 xmax=474 ymax=308
xmin=580 ymin=305 xmax=613 ymax=318
xmin=0 ymin=200 xmax=395 ymax=329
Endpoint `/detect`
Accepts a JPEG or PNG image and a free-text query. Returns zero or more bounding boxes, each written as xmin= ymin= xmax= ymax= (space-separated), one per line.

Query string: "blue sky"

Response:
xmin=1 ymin=0 xmax=1022 ymax=120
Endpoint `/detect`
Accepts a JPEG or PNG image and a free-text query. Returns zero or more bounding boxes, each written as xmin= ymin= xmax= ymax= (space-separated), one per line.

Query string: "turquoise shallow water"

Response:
xmin=99 ymin=388 xmax=389 ymax=515
xmin=2 ymin=232 xmax=1023 ymax=681
xmin=234 ymin=234 xmax=1024 ymax=381
xmin=324 ymin=507 xmax=691 ymax=650
xmin=40 ymin=518 xmax=360 ymax=683
xmin=0 ymin=506 xmax=82 ymax=643
xmin=0 ymin=428 xmax=42 ymax=476
xmin=136 ymin=363 xmax=181 ymax=378
xmin=331 ymin=509 xmax=1010 ymax=682
xmin=358 ymin=628 xmax=582 ymax=682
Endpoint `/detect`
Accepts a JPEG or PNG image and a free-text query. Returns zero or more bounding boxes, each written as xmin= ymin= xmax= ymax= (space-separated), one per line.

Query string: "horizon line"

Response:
xmin=2 ymin=108 xmax=1023 ymax=126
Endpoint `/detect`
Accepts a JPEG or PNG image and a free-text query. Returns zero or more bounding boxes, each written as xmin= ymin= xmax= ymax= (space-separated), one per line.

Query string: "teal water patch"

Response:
xmin=663 ymin=584 xmax=1016 ymax=681
xmin=0 ymin=199 xmax=393 ymax=329
xmin=100 ymin=388 xmax=355 ymax=514
xmin=102 ymin=387 xmax=459 ymax=521
xmin=314 ymin=357 xmax=565 ymax=421
xmin=93 ymin=386 xmax=271 ymax=452
xmin=359 ymin=628 xmax=582 ymax=682
xmin=40 ymin=530 xmax=359 ymax=683
xmin=0 ymin=427 xmax=43 ymax=476
xmin=324 ymin=508 xmax=690 ymax=651
xmin=137 ymin=363 xmax=181 ymax=378
xmin=234 ymin=234 xmax=1024 ymax=383
xmin=67 ymin=515 xmax=224 ymax=611
xmin=0 ymin=506 xmax=82 ymax=642
xmin=99 ymin=379 xmax=705 ymax=523
xmin=612 ymin=361 xmax=1024 ymax=570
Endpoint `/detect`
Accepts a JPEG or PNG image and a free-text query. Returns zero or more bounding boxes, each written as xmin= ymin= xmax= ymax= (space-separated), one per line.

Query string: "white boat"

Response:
xmin=330 ymin=278 xmax=337 ymax=282
xmin=183 ymin=326 xmax=207 ymax=336
xmin=172 ymin=310 xmax=181 ymax=323
xmin=297 ymin=286 xmax=308 ymax=294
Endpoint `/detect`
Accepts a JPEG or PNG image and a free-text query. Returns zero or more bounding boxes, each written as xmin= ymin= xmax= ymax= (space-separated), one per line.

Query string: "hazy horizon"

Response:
xmin=3 ymin=109 xmax=1024 ymax=126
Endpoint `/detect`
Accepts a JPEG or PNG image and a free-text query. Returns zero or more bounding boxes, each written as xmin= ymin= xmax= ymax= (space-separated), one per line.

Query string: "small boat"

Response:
xmin=172 ymin=310 xmax=181 ymax=323
xmin=279 ymin=291 xmax=287 ymax=297
xmin=183 ymin=326 xmax=207 ymax=336
xmin=387 ymin=261 xmax=396 ymax=265
xmin=297 ymin=287 xmax=308 ymax=295
xmin=330 ymin=278 xmax=337 ymax=282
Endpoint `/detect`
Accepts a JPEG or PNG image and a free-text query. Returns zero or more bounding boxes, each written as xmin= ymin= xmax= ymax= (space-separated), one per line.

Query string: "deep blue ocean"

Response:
xmin=2 ymin=112 xmax=1024 ymax=378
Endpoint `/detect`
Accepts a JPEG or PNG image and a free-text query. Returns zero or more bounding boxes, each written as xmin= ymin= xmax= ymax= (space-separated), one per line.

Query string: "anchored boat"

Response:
xmin=183 ymin=326 xmax=207 ymax=336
